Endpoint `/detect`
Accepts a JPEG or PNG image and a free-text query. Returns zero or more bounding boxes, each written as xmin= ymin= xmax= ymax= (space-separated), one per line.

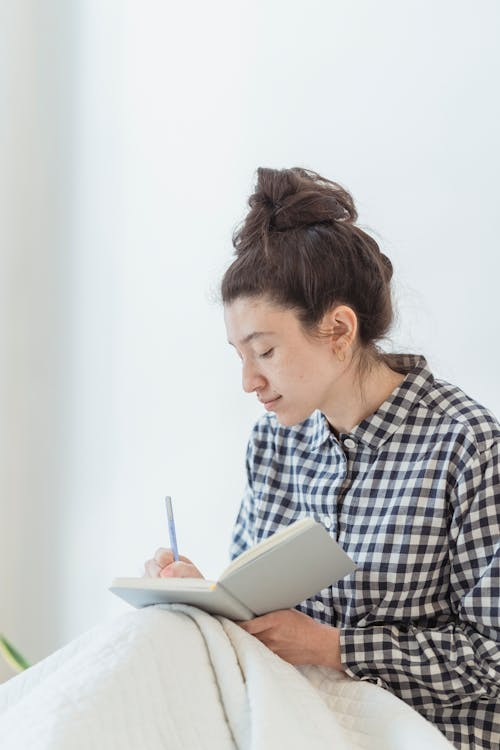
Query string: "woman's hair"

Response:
xmin=221 ymin=167 xmax=395 ymax=365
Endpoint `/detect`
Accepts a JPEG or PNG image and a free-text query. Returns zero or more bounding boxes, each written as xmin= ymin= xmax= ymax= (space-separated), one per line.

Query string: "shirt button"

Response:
xmin=323 ymin=517 xmax=332 ymax=530
xmin=315 ymin=600 xmax=325 ymax=613
xmin=343 ymin=438 xmax=356 ymax=450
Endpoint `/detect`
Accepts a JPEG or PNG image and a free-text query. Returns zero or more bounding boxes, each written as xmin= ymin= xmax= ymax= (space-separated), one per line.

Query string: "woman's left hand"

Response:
xmin=237 ymin=609 xmax=344 ymax=671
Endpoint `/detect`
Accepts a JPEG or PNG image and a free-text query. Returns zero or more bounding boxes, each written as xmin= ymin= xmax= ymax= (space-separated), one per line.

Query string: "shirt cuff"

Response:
xmin=339 ymin=627 xmax=387 ymax=686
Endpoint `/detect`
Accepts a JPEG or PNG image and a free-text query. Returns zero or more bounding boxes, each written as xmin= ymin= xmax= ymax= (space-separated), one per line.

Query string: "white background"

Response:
xmin=1 ymin=0 xmax=499 ymax=680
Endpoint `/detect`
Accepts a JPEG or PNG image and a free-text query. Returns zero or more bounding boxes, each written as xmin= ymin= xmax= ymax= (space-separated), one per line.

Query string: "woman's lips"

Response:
xmin=262 ymin=396 xmax=282 ymax=410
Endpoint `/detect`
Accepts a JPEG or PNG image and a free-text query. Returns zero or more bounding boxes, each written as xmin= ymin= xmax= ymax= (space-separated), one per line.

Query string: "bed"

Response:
xmin=0 ymin=605 xmax=455 ymax=749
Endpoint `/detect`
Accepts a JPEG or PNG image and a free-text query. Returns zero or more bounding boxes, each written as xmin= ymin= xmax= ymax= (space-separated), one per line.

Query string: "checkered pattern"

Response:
xmin=230 ymin=355 xmax=500 ymax=750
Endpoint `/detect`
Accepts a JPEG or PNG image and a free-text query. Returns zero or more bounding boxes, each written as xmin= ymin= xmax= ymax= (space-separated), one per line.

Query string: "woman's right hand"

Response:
xmin=143 ymin=548 xmax=204 ymax=579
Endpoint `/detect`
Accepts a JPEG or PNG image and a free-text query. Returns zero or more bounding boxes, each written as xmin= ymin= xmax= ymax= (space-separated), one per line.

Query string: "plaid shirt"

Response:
xmin=230 ymin=355 xmax=500 ymax=750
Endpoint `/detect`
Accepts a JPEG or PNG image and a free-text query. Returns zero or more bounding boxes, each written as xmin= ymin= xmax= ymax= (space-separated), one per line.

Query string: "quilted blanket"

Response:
xmin=0 ymin=605 xmax=454 ymax=749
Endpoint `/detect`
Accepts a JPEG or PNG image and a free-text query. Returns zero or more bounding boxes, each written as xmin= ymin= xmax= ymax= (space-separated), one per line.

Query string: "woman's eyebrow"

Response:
xmin=227 ymin=331 xmax=275 ymax=346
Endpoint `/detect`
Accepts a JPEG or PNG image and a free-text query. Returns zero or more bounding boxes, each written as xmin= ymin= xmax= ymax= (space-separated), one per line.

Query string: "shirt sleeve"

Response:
xmin=339 ymin=439 xmax=500 ymax=711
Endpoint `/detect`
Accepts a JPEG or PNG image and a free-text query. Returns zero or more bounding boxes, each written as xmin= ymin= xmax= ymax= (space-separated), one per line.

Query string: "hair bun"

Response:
xmin=224 ymin=165 xmax=395 ymax=350
xmin=248 ymin=167 xmax=357 ymax=231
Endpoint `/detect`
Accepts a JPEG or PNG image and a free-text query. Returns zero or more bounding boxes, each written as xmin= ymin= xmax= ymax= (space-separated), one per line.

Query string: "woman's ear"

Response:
xmin=323 ymin=305 xmax=358 ymax=344
xmin=321 ymin=305 xmax=358 ymax=362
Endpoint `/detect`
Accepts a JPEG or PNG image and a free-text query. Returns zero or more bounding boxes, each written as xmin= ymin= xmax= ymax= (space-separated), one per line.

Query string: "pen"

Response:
xmin=165 ymin=495 xmax=179 ymax=562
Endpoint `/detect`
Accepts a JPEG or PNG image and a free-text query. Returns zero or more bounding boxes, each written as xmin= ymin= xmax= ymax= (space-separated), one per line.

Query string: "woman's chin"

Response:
xmin=274 ymin=409 xmax=315 ymax=428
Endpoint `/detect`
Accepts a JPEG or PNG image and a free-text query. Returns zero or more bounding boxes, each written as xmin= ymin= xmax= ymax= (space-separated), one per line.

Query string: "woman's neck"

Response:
xmin=324 ymin=361 xmax=406 ymax=436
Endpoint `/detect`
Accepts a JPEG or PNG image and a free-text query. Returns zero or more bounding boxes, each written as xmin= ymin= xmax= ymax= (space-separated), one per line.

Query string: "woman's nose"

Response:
xmin=242 ymin=360 xmax=266 ymax=393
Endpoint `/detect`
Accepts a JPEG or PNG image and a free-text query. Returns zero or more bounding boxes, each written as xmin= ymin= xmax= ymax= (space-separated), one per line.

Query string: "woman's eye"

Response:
xmin=259 ymin=348 xmax=274 ymax=359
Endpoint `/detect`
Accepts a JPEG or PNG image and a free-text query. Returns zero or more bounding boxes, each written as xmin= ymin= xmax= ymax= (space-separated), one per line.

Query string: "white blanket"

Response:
xmin=0 ymin=605 xmax=454 ymax=750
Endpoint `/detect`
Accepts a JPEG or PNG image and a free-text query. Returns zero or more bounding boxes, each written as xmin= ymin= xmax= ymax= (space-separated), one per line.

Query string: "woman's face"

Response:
xmin=224 ymin=295 xmax=347 ymax=427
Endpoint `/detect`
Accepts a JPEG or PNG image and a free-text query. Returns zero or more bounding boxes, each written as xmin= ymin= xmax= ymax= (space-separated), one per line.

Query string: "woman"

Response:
xmin=144 ymin=167 xmax=500 ymax=750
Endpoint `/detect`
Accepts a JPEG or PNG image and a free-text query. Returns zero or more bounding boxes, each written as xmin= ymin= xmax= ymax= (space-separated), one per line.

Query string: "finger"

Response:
xmin=154 ymin=548 xmax=194 ymax=567
xmin=238 ymin=614 xmax=275 ymax=635
xmin=238 ymin=623 xmax=274 ymax=637
xmin=143 ymin=559 xmax=162 ymax=578
xmin=160 ymin=561 xmax=200 ymax=578
xmin=153 ymin=548 xmax=175 ymax=567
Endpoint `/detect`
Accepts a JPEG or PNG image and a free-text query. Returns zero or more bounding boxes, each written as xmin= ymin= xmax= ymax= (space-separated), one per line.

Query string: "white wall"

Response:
xmin=0 ymin=0 xmax=76 ymax=676
xmin=1 ymin=0 xmax=499 ymax=675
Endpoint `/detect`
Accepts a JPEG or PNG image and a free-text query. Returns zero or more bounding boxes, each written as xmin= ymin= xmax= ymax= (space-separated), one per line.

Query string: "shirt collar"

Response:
xmin=308 ymin=354 xmax=435 ymax=452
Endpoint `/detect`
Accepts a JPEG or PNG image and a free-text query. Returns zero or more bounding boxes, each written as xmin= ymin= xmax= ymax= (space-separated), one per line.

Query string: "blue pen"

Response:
xmin=165 ymin=496 xmax=180 ymax=562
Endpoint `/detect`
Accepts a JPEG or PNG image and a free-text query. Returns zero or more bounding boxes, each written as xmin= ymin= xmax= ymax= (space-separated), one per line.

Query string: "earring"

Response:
xmin=337 ymin=349 xmax=346 ymax=362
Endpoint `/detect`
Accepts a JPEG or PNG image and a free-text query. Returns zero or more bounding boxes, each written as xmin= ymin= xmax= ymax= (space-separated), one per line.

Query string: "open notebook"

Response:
xmin=110 ymin=517 xmax=357 ymax=620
